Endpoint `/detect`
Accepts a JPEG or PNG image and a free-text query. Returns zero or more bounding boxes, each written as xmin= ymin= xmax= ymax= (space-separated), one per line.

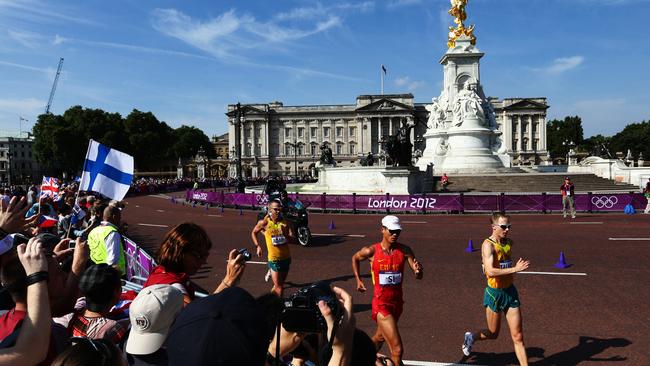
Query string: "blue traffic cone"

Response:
xmin=328 ymin=220 xmax=335 ymax=230
xmin=554 ymin=251 xmax=570 ymax=269
xmin=465 ymin=239 xmax=474 ymax=253
xmin=221 ymin=205 xmax=224 ymax=213
xmin=192 ymin=202 xmax=196 ymax=208
xmin=239 ymin=208 xmax=243 ymax=215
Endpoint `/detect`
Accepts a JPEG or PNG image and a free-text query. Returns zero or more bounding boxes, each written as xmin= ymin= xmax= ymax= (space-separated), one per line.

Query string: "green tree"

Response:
xmin=609 ymin=120 xmax=650 ymax=160
xmin=172 ymin=125 xmax=215 ymax=159
xmin=122 ymin=110 xmax=174 ymax=170
xmin=546 ymin=116 xmax=585 ymax=160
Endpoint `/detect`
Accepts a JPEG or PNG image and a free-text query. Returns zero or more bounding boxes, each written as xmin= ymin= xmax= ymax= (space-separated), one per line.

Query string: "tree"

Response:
xmin=609 ymin=120 xmax=650 ymax=160
xmin=172 ymin=125 xmax=215 ymax=159
xmin=546 ymin=116 xmax=585 ymax=160
xmin=122 ymin=110 xmax=174 ymax=170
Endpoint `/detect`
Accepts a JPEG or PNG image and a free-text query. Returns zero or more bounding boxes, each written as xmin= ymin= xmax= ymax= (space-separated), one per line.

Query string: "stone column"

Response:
xmin=527 ymin=115 xmax=533 ymax=152
xmin=540 ymin=114 xmax=547 ymax=152
xmin=516 ymin=116 xmax=522 ymax=152
xmin=502 ymin=110 xmax=511 ymax=151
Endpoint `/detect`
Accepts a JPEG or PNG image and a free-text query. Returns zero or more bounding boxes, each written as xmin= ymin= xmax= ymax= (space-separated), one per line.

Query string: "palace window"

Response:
xmin=271 ymin=144 xmax=279 ymax=155
xmin=349 ymin=143 xmax=356 ymax=155
xmin=311 ymin=143 xmax=318 ymax=156
xmin=336 ymin=143 xmax=343 ymax=155
xmin=285 ymin=128 xmax=292 ymax=138
xmin=297 ymin=144 xmax=304 ymax=155
xmin=349 ymin=127 xmax=356 ymax=137
xmin=336 ymin=127 xmax=343 ymax=138
xmin=310 ymin=127 xmax=317 ymax=138
xmin=298 ymin=127 xmax=304 ymax=138
xmin=323 ymin=127 xmax=330 ymax=138
xmin=245 ymin=143 xmax=252 ymax=157
xmin=513 ymin=140 xmax=518 ymax=152
xmin=285 ymin=144 xmax=292 ymax=156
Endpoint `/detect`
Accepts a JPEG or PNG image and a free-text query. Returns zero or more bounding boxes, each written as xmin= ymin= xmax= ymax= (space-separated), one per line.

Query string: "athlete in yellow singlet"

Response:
xmin=252 ymin=199 xmax=295 ymax=296
xmin=462 ymin=213 xmax=531 ymax=366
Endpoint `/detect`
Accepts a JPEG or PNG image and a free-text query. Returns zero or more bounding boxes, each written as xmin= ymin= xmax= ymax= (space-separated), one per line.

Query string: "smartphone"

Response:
xmin=67 ymin=239 xmax=75 ymax=249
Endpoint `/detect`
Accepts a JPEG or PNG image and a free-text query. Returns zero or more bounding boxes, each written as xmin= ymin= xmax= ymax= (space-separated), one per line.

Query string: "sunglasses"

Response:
xmin=496 ymin=224 xmax=512 ymax=230
xmin=385 ymin=228 xmax=402 ymax=235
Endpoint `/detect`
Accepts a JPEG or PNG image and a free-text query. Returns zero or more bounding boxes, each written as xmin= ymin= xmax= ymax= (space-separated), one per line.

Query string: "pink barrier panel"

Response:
xmin=185 ymin=191 xmax=646 ymax=213
xmin=503 ymin=195 xmax=546 ymax=212
xmin=124 ymin=237 xmax=156 ymax=282
xmin=463 ymin=195 xmax=499 ymax=211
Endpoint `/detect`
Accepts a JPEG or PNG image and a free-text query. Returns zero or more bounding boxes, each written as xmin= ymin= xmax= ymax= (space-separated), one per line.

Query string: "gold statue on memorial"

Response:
xmin=447 ymin=0 xmax=476 ymax=48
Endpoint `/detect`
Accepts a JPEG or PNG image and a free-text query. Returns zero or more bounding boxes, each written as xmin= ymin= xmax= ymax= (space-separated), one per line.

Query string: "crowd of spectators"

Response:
xmin=0 ymin=181 xmax=379 ymax=366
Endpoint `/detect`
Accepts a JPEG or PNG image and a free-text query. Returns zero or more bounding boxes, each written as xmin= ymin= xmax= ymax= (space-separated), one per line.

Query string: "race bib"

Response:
xmin=379 ymin=271 xmax=402 ymax=286
xmin=271 ymin=235 xmax=287 ymax=246
xmin=567 ymin=191 xmax=572 ymax=196
xmin=499 ymin=260 xmax=512 ymax=269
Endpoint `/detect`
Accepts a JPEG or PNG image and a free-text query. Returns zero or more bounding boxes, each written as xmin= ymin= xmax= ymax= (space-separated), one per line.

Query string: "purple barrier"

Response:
xmin=184 ymin=190 xmax=646 ymax=213
xmin=124 ymin=237 xmax=157 ymax=284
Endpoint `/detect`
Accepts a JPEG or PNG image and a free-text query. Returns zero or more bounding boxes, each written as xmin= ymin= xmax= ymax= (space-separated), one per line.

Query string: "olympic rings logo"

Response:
xmin=591 ymin=196 xmax=618 ymax=209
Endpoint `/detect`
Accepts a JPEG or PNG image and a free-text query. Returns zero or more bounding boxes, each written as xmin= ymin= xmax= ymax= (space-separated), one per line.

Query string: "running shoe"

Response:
xmin=462 ymin=331 xmax=474 ymax=356
xmin=571 ymin=214 xmax=576 ymax=219
xmin=264 ymin=269 xmax=272 ymax=282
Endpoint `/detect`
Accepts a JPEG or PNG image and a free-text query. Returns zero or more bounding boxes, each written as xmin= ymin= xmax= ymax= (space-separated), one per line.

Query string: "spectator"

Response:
xmin=124 ymin=285 xmax=184 ymax=365
xmin=0 ymin=189 xmax=10 ymax=207
xmin=643 ymin=178 xmax=650 ymax=214
xmin=54 ymin=264 xmax=128 ymax=344
xmin=440 ymin=173 xmax=449 ymax=191
xmin=87 ymin=206 xmax=126 ymax=275
xmin=0 ymin=239 xmax=51 ymax=366
xmin=51 ymin=337 xmax=126 ymax=366
xmin=143 ymin=223 xmax=212 ymax=305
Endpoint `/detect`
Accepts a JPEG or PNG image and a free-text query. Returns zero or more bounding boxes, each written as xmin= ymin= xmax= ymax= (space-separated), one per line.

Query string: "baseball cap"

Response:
xmin=381 ymin=215 xmax=402 ymax=231
xmin=166 ymin=287 xmax=271 ymax=366
xmin=126 ymin=284 xmax=184 ymax=355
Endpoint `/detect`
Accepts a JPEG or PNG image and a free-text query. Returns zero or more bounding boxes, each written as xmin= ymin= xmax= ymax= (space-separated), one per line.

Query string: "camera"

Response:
xmin=237 ymin=248 xmax=251 ymax=262
xmin=281 ymin=281 xmax=341 ymax=333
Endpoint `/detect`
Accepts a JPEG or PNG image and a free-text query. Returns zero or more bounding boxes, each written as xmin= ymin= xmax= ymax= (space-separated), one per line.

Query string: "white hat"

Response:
xmin=126 ymin=284 xmax=184 ymax=355
xmin=381 ymin=215 xmax=402 ymax=231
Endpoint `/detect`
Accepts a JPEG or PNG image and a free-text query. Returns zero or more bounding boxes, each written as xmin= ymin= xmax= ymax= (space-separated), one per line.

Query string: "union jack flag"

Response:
xmin=40 ymin=176 xmax=60 ymax=199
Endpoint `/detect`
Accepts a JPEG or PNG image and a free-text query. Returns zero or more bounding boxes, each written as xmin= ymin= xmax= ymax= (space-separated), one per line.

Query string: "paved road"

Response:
xmin=124 ymin=192 xmax=650 ymax=365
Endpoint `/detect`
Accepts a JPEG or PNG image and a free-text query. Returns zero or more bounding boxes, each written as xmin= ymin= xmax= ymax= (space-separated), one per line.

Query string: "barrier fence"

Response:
xmin=185 ymin=190 xmax=646 ymax=214
xmin=124 ymin=236 xmax=156 ymax=284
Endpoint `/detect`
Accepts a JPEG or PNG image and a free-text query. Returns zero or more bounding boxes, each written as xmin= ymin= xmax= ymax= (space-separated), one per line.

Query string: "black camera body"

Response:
xmin=281 ymin=281 xmax=340 ymax=333
xmin=237 ymin=248 xmax=252 ymax=261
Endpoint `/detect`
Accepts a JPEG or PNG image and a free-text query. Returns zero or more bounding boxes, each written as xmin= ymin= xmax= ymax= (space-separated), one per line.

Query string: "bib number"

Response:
xmin=271 ymin=235 xmax=287 ymax=246
xmin=379 ymin=271 xmax=402 ymax=286
xmin=499 ymin=260 xmax=512 ymax=269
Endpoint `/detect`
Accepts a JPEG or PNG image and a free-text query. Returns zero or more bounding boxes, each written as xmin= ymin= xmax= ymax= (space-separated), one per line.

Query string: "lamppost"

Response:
xmin=562 ymin=139 xmax=575 ymax=166
xmin=287 ymin=140 xmax=300 ymax=179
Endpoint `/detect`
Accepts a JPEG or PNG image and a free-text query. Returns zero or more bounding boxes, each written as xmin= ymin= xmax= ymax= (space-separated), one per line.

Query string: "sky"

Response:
xmin=0 ymin=0 xmax=649 ymax=139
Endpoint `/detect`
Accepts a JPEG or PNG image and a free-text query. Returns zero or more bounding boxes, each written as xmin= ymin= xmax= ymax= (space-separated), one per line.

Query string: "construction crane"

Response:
xmin=45 ymin=57 xmax=64 ymax=114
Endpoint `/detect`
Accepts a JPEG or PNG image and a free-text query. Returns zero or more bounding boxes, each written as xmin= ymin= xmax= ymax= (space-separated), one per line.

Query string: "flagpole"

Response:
xmin=381 ymin=65 xmax=384 ymax=95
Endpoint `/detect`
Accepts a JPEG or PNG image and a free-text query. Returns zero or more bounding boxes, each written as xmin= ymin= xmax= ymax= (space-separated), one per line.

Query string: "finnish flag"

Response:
xmin=79 ymin=140 xmax=134 ymax=201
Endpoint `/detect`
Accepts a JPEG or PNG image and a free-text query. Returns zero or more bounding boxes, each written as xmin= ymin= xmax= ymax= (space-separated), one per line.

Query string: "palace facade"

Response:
xmin=226 ymin=94 xmax=548 ymax=178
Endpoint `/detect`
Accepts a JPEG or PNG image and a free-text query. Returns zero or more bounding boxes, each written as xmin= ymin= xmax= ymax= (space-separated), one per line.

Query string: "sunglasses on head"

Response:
xmin=496 ymin=224 xmax=512 ymax=230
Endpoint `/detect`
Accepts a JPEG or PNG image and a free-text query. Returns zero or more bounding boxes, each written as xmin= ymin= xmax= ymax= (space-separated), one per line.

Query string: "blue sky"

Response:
xmin=0 ymin=0 xmax=648 ymax=139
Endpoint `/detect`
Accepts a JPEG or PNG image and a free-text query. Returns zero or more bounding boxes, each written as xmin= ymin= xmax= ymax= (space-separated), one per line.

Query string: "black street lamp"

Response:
xmin=287 ymin=140 xmax=300 ymax=178
xmin=562 ymin=139 xmax=575 ymax=166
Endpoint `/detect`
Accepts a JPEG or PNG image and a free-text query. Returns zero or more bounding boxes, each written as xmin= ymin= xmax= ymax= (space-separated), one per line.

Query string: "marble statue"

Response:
xmin=426 ymin=97 xmax=447 ymax=129
xmin=452 ymin=83 xmax=486 ymax=126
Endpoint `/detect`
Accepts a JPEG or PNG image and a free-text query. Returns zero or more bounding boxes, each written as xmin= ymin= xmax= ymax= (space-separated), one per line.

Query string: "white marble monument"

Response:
xmin=416 ymin=1 xmax=511 ymax=173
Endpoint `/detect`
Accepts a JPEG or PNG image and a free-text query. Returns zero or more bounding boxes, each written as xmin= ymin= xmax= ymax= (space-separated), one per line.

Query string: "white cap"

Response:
xmin=381 ymin=215 xmax=402 ymax=231
xmin=126 ymin=284 xmax=184 ymax=355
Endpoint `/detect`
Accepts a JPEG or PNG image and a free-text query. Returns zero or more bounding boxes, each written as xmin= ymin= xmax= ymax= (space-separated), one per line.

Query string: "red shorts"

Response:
xmin=371 ymin=299 xmax=403 ymax=322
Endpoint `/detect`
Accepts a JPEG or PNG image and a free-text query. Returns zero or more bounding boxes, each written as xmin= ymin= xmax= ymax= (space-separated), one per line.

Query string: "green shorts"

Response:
xmin=268 ymin=258 xmax=291 ymax=272
xmin=483 ymin=285 xmax=520 ymax=313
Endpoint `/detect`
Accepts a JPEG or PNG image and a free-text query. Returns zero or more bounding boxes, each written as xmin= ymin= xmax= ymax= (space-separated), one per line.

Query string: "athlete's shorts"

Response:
xmin=371 ymin=298 xmax=403 ymax=322
xmin=483 ymin=285 xmax=520 ymax=313
xmin=268 ymin=258 xmax=291 ymax=272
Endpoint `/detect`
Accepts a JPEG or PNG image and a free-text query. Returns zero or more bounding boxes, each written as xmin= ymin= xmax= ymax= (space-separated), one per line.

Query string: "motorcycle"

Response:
xmin=257 ymin=195 xmax=311 ymax=247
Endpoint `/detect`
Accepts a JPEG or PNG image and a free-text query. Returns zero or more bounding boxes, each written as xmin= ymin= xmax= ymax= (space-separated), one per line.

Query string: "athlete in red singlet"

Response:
xmin=352 ymin=215 xmax=423 ymax=366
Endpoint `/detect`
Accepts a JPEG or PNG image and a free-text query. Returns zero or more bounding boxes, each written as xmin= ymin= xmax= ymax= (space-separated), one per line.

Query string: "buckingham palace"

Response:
xmin=226 ymin=93 xmax=548 ymax=178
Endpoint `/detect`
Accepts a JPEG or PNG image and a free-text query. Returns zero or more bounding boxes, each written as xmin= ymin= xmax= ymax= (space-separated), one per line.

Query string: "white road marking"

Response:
xmin=137 ymin=223 xmax=169 ymax=228
xmin=156 ymin=209 xmax=165 ymax=212
xmin=150 ymin=194 xmax=172 ymax=199
xmin=404 ymin=361 xmax=480 ymax=366
xmin=608 ymin=237 xmax=650 ymax=241
xmin=569 ymin=221 xmax=603 ymax=225
xmin=226 ymin=260 xmax=267 ymax=265
xmin=312 ymin=233 xmax=366 ymax=238
xmin=402 ymin=221 xmax=427 ymax=224
xmin=520 ymin=271 xmax=587 ymax=276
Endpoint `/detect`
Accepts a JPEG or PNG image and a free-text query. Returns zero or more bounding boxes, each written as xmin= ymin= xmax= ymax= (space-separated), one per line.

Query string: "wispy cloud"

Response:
xmin=536 ymin=56 xmax=584 ymax=75
xmin=7 ymin=29 xmax=44 ymax=48
xmin=0 ymin=0 xmax=100 ymax=26
xmin=0 ymin=59 xmax=51 ymax=74
xmin=0 ymin=97 xmax=45 ymax=115
xmin=387 ymin=0 xmax=422 ymax=8
xmin=395 ymin=76 xmax=425 ymax=91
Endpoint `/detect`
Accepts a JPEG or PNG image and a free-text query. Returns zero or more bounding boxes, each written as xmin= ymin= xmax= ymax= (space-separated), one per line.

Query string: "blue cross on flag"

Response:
xmin=79 ymin=140 xmax=134 ymax=201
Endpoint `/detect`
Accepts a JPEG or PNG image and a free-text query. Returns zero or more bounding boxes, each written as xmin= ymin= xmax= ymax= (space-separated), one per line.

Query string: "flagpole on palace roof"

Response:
xmin=380 ymin=64 xmax=384 ymax=95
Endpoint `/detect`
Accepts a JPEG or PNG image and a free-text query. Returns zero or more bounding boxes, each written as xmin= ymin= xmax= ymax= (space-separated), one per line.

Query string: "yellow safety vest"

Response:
xmin=88 ymin=224 xmax=126 ymax=275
